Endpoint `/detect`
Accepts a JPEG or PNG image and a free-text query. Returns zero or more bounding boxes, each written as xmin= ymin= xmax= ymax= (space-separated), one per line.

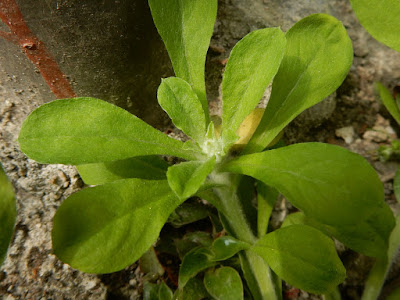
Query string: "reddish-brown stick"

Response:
xmin=0 ymin=0 xmax=76 ymax=98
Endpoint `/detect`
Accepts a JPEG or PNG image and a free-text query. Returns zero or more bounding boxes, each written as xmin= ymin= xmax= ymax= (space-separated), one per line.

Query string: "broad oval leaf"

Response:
xmin=204 ymin=267 xmax=244 ymax=300
xmin=350 ymin=0 xmax=400 ymax=52
xmin=158 ymin=77 xmax=206 ymax=143
xmin=77 ymin=156 xmax=169 ymax=185
xmin=221 ymin=28 xmax=286 ymax=143
xmin=148 ymin=0 xmax=217 ymax=121
xmin=376 ymin=82 xmax=400 ymax=125
xmin=167 ymin=156 xmax=216 ymax=199
xmin=244 ymin=14 xmax=353 ymax=154
xmin=223 ymin=143 xmax=384 ymax=226
xmin=19 ymin=98 xmax=201 ymax=165
xmin=252 ymin=225 xmax=346 ymax=294
xmin=179 ymin=247 xmax=216 ymax=288
xmin=210 ymin=236 xmax=250 ymax=261
xmin=52 ymin=179 xmax=182 ymax=273
xmin=0 ymin=165 xmax=16 ymax=265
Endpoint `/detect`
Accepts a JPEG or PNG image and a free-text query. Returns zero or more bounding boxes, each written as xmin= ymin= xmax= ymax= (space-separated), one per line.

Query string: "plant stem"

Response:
xmin=362 ymin=214 xmax=400 ymax=300
xmin=209 ymin=171 xmax=281 ymax=300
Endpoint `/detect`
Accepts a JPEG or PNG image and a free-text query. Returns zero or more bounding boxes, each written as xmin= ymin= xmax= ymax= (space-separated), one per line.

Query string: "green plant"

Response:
xmin=349 ymin=1 xmax=400 ymax=298
xmin=0 ymin=163 xmax=16 ymax=266
xmin=18 ymin=1 xmax=395 ymax=299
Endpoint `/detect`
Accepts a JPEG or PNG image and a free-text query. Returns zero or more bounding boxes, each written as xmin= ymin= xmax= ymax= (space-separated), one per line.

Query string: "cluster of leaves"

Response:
xmin=17 ymin=0 xmax=397 ymax=299
xmin=349 ymin=0 xmax=400 ymax=299
xmin=0 ymin=163 xmax=16 ymax=266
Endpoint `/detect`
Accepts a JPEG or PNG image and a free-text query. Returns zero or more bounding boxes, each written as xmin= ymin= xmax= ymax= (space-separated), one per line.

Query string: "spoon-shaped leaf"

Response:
xmin=0 ymin=165 xmax=16 ymax=265
xmin=158 ymin=77 xmax=206 ymax=143
xmin=167 ymin=157 xmax=216 ymax=199
xmin=52 ymin=179 xmax=182 ymax=273
xmin=350 ymin=0 xmax=400 ymax=52
xmin=77 ymin=156 xmax=169 ymax=185
xmin=148 ymin=0 xmax=217 ymax=121
xmin=223 ymin=143 xmax=385 ymax=227
xmin=221 ymin=28 xmax=286 ymax=144
xmin=19 ymin=98 xmax=201 ymax=165
xmin=244 ymin=14 xmax=353 ymax=154
xmin=251 ymin=225 xmax=346 ymax=294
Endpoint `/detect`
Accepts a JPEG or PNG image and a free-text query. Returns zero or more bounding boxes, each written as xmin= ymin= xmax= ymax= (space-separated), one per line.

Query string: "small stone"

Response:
xmin=335 ymin=126 xmax=355 ymax=144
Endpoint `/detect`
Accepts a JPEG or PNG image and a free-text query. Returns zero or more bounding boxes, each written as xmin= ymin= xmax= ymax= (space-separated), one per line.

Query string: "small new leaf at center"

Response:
xmin=167 ymin=157 xmax=216 ymax=199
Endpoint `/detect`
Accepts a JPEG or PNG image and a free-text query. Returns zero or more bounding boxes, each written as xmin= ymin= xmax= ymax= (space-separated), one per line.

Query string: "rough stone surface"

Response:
xmin=1 ymin=0 xmax=400 ymax=299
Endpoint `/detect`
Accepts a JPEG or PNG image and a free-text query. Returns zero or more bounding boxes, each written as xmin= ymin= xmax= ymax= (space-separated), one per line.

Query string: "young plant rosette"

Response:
xmin=18 ymin=1 xmax=395 ymax=298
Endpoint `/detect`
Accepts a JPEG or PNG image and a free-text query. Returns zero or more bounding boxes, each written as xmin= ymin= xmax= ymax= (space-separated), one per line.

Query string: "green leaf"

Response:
xmin=179 ymin=247 xmax=217 ymax=288
xmin=394 ymin=166 xmax=400 ymax=204
xmin=350 ymin=0 xmax=400 ymax=52
xmin=174 ymin=277 xmax=210 ymax=300
xmin=223 ymin=143 xmax=384 ymax=227
xmin=324 ymin=203 xmax=395 ymax=258
xmin=257 ymin=182 xmax=279 ymax=238
xmin=175 ymin=231 xmax=213 ymax=259
xmin=77 ymin=156 xmax=168 ymax=185
xmin=159 ymin=282 xmax=174 ymax=300
xmin=204 ymin=267 xmax=244 ymax=300
xmin=282 ymin=209 xmax=394 ymax=258
xmin=139 ymin=246 xmax=164 ymax=278
xmin=210 ymin=236 xmax=250 ymax=261
xmin=0 ymin=165 xmax=16 ymax=265
xmin=143 ymin=282 xmax=160 ymax=300
xmin=376 ymin=82 xmax=400 ymax=125
xmin=281 ymin=212 xmax=330 ymax=235
xmin=387 ymin=286 xmax=400 ymax=300
xmin=19 ymin=98 xmax=201 ymax=165
xmin=362 ymin=214 xmax=400 ymax=300
xmin=52 ymin=179 xmax=182 ymax=273
xmin=221 ymin=28 xmax=286 ymax=143
xmin=158 ymin=77 xmax=206 ymax=142
xmin=252 ymin=225 xmax=346 ymax=294
xmin=148 ymin=0 xmax=217 ymax=122
xmin=244 ymin=14 xmax=353 ymax=154
xmin=168 ymin=201 xmax=210 ymax=227
xmin=167 ymin=157 xmax=216 ymax=199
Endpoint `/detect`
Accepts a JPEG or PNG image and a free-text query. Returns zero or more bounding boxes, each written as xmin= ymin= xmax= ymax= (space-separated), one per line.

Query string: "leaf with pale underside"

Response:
xmin=350 ymin=0 xmax=400 ymax=52
xmin=149 ymin=0 xmax=217 ymax=121
xmin=244 ymin=14 xmax=353 ymax=154
xmin=252 ymin=225 xmax=346 ymax=294
xmin=158 ymin=77 xmax=206 ymax=143
xmin=19 ymin=98 xmax=201 ymax=165
xmin=77 ymin=156 xmax=169 ymax=185
xmin=221 ymin=28 xmax=286 ymax=144
xmin=52 ymin=179 xmax=182 ymax=273
xmin=167 ymin=157 xmax=216 ymax=199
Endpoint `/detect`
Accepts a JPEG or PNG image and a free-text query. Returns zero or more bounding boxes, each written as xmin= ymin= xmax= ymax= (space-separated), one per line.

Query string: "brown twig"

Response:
xmin=0 ymin=0 xmax=76 ymax=98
